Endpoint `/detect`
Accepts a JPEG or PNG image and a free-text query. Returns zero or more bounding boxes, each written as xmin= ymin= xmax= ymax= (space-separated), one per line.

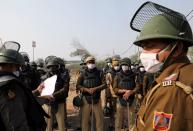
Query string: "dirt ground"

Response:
xmin=65 ymin=69 xmax=81 ymax=131
xmin=55 ymin=69 xmax=134 ymax=131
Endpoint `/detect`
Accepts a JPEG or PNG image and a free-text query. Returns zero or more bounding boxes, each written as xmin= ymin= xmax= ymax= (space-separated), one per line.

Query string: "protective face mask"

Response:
xmin=87 ymin=64 xmax=96 ymax=69
xmin=122 ymin=65 xmax=129 ymax=72
xmin=139 ymin=67 xmax=145 ymax=72
xmin=114 ymin=66 xmax=120 ymax=71
xmin=131 ymin=65 xmax=134 ymax=69
xmin=140 ymin=44 xmax=171 ymax=73
xmin=107 ymin=63 xmax=112 ymax=67
xmin=140 ymin=53 xmax=162 ymax=73
xmin=13 ymin=71 xmax=20 ymax=77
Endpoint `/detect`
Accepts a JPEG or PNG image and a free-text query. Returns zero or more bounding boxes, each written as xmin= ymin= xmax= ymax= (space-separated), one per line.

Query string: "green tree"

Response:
xmin=129 ymin=52 xmax=140 ymax=64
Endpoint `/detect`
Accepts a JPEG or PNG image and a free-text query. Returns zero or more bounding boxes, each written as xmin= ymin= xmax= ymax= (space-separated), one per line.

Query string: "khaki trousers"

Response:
xmin=43 ymin=103 xmax=66 ymax=131
xmin=115 ymin=100 xmax=134 ymax=131
xmin=81 ymin=96 xmax=104 ymax=131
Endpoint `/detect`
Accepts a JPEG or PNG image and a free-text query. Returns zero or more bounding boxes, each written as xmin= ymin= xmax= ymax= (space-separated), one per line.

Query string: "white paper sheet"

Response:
xmin=41 ymin=75 xmax=57 ymax=96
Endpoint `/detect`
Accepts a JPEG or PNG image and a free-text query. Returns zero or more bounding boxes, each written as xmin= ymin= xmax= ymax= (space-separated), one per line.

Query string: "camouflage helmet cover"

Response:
xmin=84 ymin=56 xmax=95 ymax=63
xmin=105 ymin=57 xmax=112 ymax=63
xmin=46 ymin=57 xmax=59 ymax=67
xmin=120 ymin=57 xmax=131 ymax=66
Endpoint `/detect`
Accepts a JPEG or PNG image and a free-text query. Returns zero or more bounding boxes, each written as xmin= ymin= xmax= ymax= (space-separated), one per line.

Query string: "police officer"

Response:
xmin=76 ymin=56 xmax=106 ymax=131
xmin=104 ymin=57 xmax=121 ymax=130
xmin=133 ymin=65 xmax=146 ymax=117
xmin=42 ymin=57 xmax=69 ymax=131
xmin=130 ymin=2 xmax=193 ymax=130
xmin=113 ymin=57 xmax=136 ymax=131
xmin=56 ymin=57 xmax=70 ymax=128
xmin=103 ymin=57 xmax=112 ymax=75
xmin=37 ymin=59 xmax=46 ymax=77
xmin=134 ymin=65 xmax=146 ymax=98
xmin=73 ymin=56 xmax=88 ymax=130
xmin=30 ymin=61 xmax=37 ymax=70
xmin=20 ymin=52 xmax=40 ymax=91
xmin=0 ymin=41 xmax=47 ymax=131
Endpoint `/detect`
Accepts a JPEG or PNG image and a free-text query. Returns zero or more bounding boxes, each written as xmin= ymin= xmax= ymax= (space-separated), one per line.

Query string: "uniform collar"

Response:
xmin=155 ymin=56 xmax=190 ymax=83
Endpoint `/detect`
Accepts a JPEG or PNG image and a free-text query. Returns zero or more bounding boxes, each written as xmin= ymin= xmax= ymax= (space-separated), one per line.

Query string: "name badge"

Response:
xmin=162 ymin=80 xmax=172 ymax=87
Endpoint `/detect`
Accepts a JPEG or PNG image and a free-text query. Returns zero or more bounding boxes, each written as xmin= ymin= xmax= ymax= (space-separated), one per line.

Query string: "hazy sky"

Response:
xmin=0 ymin=0 xmax=193 ymax=61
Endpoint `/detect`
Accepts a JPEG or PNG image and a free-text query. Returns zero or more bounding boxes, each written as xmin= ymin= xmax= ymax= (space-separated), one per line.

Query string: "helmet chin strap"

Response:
xmin=155 ymin=43 xmax=177 ymax=77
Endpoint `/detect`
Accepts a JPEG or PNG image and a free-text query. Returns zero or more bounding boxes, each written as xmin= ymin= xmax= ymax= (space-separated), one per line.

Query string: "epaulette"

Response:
xmin=175 ymin=81 xmax=193 ymax=100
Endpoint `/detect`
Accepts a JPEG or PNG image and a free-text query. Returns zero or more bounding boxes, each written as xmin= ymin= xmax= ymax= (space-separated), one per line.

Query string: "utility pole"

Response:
xmin=32 ymin=41 xmax=36 ymax=61
xmin=0 ymin=38 xmax=3 ymax=45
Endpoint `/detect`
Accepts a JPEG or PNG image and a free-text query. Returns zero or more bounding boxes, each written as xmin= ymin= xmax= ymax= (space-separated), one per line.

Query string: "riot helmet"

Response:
xmin=130 ymin=2 xmax=193 ymax=47
xmin=73 ymin=95 xmax=83 ymax=107
xmin=0 ymin=41 xmax=24 ymax=65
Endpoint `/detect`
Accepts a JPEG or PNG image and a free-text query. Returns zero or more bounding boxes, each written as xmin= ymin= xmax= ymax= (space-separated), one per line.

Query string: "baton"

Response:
xmin=91 ymin=94 xmax=94 ymax=131
xmin=127 ymin=102 xmax=130 ymax=131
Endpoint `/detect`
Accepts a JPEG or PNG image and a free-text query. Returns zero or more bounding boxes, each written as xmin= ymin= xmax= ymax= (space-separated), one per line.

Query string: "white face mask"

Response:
xmin=131 ymin=65 xmax=134 ymax=69
xmin=140 ymin=44 xmax=171 ymax=73
xmin=87 ymin=64 xmax=96 ymax=69
xmin=122 ymin=65 xmax=129 ymax=72
xmin=13 ymin=71 xmax=20 ymax=77
xmin=107 ymin=63 xmax=112 ymax=67
xmin=114 ymin=66 xmax=120 ymax=71
xmin=139 ymin=67 xmax=145 ymax=72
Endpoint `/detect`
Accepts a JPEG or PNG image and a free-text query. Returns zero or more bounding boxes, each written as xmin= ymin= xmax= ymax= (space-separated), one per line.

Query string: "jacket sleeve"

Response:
xmin=53 ymin=74 xmax=70 ymax=99
xmin=0 ymin=88 xmax=30 ymax=131
xmin=113 ymin=75 xmax=120 ymax=95
xmin=133 ymin=74 xmax=141 ymax=93
xmin=95 ymin=71 xmax=107 ymax=91
xmin=76 ymin=73 xmax=85 ymax=90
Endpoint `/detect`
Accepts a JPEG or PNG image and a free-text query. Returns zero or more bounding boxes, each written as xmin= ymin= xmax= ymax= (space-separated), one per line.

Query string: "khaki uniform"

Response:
xmin=134 ymin=56 xmax=193 ymax=131
xmin=113 ymin=70 xmax=136 ymax=131
xmin=105 ymin=72 xmax=118 ymax=129
xmin=43 ymin=103 xmax=65 ymax=131
xmin=76 ymin=68 xmax=106 ymax=131
xmin=41 ymin=71 xmax=69 ymax=131
xmin=81 ymin=97 xmax=104 ymax=131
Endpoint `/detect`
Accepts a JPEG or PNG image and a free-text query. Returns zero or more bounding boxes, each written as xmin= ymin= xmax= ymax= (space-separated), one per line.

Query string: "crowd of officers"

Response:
xmin=1 ymin=1 xmax=193 ymax=131
xmin=0 ymin=42 xmax=144 ymax=131
xmin=75 ymin=55 xmax=147 ymax=131
xmin=0 ymin=46 xmax=70 ymax=131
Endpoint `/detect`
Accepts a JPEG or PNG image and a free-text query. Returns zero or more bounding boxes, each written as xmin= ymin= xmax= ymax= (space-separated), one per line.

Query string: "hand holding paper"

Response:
xmin=41 ymin=75 xmax=57 ymax=96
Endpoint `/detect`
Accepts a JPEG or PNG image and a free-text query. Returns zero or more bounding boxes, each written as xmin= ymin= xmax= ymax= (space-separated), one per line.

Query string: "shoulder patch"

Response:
xmin=153 ymin=111 xmax=173 ymax=131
